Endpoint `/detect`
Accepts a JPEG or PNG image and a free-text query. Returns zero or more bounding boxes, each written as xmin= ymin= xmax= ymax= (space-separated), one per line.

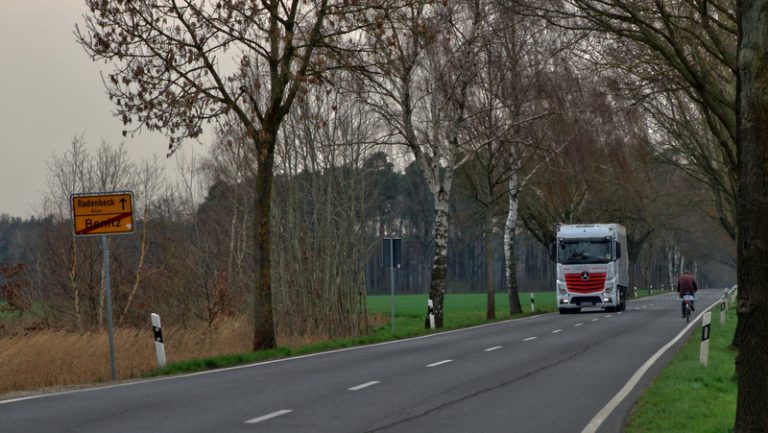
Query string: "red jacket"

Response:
xmin=676 ymin=273 xmax=698 ymax=295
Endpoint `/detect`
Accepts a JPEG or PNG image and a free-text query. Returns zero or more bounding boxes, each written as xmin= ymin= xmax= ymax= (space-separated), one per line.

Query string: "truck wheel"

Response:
xmin=559 ymin=308 xmax=568 ymax=314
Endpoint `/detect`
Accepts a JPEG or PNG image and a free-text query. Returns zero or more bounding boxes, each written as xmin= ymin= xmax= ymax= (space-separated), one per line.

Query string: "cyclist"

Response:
xmin=676 ymin=269 xmax=698 ymax=316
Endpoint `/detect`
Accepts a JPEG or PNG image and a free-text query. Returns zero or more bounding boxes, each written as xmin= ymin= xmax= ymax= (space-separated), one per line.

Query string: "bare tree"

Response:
xmin=42 ymin=137 xmax=94 ymax=329
xmin=272 ymin=81 xmax=378 ymax=338
xmin=117 ymin=157 xmax=167 ymax=326
xmin=77 ymin=0 xmax=375 ymax=350
xmin=358 ymin=0 xmax=489 ymax=327
xmin=533 ymin=0 xmax=738 ymax=238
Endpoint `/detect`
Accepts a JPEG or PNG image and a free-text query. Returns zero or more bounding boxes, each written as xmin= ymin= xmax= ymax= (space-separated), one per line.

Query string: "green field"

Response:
xmin=625 ymin=305 xmax=737 ymax=433
xmin=366 ymin=292 xmax=555 ymax=338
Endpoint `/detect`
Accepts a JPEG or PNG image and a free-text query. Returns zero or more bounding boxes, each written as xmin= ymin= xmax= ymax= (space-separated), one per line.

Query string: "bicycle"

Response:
xmin=681 ymin=293 xmax=695 ymax=323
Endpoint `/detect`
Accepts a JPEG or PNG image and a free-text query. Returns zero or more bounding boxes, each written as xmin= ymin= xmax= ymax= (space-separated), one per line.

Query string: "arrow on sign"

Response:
xmin=120 ymin=198 xmax=127 ymax=210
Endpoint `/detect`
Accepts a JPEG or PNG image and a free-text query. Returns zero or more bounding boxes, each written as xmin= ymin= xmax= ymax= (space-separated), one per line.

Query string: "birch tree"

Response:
xmin=358 ymin=0 xmax=488 ymax=327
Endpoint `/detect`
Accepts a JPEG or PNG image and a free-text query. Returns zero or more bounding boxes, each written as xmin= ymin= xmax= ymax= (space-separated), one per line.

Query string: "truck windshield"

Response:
xmin=558 ymin=240 xmax=612 ymax=264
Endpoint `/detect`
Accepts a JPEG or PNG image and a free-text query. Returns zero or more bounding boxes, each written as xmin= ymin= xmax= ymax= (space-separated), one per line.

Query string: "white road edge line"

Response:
xmin=580 ymin=301 xmax=719 ymax=433
xmin=245 ymin=409 xmax=293 ymax=424
xmin=349 ymin=381 xmax=380 ymax=391
xmin=426 ymin=360 xmax=453 ymax=367
xmin=523 ymin=337 xmax=537 ymax=341
xmin=484 ymin=346 xmax=502 ymax=352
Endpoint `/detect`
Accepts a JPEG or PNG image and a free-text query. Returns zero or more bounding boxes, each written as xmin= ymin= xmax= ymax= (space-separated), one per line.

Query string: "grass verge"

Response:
xmin=624 ymin=305 xmax=737 ymax=433
xmin=146 ymin=292 xmax=555 ymax=377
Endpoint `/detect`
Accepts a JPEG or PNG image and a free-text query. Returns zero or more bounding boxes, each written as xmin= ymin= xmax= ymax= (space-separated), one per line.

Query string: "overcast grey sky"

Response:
xmin=0 ymin=1 xmax=192 ymax=218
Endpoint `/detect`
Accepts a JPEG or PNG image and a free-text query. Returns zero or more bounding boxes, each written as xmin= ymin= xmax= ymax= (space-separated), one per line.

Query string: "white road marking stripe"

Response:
xmin=591 ymin=318 xmax=599 ymax=322
xmin=605 ymin=315 xmax=613 ymax=318
xmin=523 ymin=337 xmax=537 ymax=341
xmin=245 ymin=410 xmax=292 ymax=424
xmin=427 ymin=360 xmax=453 ymax=367
xmin=484 ymin=346 xmax=502 ymax=352
xmin=348 ymin=381 xmax=380 ymax=391
xmin=575 ymin=323 xmax=583 ymax=327
xmin=552 ymin=329 xmax=563 ymax=334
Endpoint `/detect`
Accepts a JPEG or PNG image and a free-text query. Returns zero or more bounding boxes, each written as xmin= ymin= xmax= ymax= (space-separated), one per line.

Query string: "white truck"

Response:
xmin=550 ymin=224 xmax=629 ymax=314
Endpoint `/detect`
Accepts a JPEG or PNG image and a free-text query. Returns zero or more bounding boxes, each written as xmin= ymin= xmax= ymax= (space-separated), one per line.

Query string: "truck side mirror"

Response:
xmin=615 ymin=242 xmax=622 ymax=259
xmin=549 ymin=242 xmax=557 ymax=262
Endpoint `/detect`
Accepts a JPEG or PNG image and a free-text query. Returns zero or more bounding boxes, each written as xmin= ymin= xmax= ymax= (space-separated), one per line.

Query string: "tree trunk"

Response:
xmin=734 ymin=2 xmax=768 ymax=430
xmin=429 ymin=196 xmax=450 ymax=328
xmin=505 ymin=174 xmax=523 ymax=315
xmin=252 ymin=131 xmax=278 ymax=351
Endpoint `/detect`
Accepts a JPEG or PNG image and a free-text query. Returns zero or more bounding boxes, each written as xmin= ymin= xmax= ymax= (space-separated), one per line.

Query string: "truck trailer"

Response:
xmin=550 ymin=224 xmax=629 ymax=314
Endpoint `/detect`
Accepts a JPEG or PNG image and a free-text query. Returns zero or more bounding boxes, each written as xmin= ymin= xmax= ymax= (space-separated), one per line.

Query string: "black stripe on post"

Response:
xmin=701 ymin=324 xmax=711 ymax=342
xmin=153 ymin=326 xmax=164 ymax=343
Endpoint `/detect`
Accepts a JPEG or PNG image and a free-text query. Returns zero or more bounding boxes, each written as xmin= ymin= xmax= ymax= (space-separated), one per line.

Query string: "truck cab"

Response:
xmin=550 ymin=224 xmax=629 ymax=314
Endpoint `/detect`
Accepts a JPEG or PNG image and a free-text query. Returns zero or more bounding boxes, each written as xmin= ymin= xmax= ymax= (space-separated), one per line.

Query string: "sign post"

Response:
xmin=383 ymin=237 xmax=402 ymax=334
xmin=71 ymin=191 xmax=134 ymax=380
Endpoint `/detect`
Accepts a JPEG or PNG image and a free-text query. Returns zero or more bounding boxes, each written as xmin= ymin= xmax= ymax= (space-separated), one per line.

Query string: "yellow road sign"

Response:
xmin=71 ymin=192 xmax=134 ymax=237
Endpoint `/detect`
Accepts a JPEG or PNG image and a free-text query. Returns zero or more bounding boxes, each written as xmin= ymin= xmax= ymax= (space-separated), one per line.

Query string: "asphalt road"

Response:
xmin=0 ymin=289 xmax=726 ymax=433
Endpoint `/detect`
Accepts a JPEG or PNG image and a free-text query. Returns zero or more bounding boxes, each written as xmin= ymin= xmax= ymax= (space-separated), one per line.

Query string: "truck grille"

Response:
xmin=565 ymin=272 xmax=607 ymax=293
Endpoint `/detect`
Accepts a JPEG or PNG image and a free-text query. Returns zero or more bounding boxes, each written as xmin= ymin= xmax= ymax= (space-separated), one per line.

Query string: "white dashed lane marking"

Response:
xmin=427 ymin=360 xmax=453 ymax=367
xmin=552 ymin=329 xmax=563 ymax=334
xmin=245 ymin=410 xmax=293 ymax=424
xmin=484 ymin=346 xmax=502 ymax=352
xmin=523 ymin=337 xmax=538 ymax=342
xmin=348 ymin=381 xmax=380 ymax=391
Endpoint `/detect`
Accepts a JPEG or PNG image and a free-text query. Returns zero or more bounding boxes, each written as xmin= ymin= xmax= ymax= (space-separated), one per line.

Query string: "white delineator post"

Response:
xmin=427 ymin=299 xmax=435 ymax=330
xmin=530 ymin=293 xmax=535 ymax=313
xmin=700 ymin=312 xmax=712 ymax=366
xmin=720 ymin=299 xmax=727 ymax=325
xmin=151 ymin=313 xmax=167 ymax=368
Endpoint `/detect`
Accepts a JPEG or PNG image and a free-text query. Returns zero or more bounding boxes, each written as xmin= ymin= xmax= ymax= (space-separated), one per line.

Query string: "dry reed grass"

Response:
xmin=0 ymin=314 xmax=389 ymax=397
xmin=0 ymin=315 xmax=309 ymax=397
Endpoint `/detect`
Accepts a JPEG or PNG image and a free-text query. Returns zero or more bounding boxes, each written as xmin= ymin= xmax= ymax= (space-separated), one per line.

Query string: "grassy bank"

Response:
xmin=625 ymin=305 xmax=737 ymax=433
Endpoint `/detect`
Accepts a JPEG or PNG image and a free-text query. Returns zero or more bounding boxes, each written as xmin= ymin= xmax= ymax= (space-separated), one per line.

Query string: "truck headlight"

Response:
xmin=558 ymin=282 xmax=567 ymax=295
